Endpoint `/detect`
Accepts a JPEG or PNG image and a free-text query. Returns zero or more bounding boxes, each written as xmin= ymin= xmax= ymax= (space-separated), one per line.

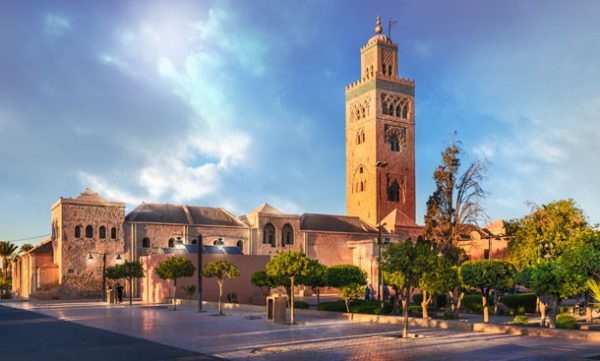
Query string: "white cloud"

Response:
xmin=44 ymin=13 xmax=70 ymax=37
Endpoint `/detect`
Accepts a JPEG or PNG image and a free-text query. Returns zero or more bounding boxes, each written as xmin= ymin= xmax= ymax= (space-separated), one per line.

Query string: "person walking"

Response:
xmin=364 ymin=285 xmax=370 ymax=301
xmin=368 ymin=284 xmax=375 ymax=301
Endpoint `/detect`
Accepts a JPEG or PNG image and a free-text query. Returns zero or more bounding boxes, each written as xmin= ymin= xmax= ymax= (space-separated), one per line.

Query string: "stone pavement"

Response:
xmin=3 ymin=300 xmax=600 ymax=360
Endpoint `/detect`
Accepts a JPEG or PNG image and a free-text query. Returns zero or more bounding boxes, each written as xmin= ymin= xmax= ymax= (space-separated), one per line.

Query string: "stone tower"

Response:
xmin=345 ymin=16 xmax=416 ymax=229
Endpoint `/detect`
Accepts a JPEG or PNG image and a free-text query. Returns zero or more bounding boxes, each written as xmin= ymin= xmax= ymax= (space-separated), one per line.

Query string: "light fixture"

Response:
xmin=116 ymin=254 xmax=122 ymax=261
xmin=87 ymin=253 xmax=93 ymax=260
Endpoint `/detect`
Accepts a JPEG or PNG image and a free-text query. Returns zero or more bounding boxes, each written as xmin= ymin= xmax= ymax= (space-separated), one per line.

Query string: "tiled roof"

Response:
xmin=300 ymin=214 xmax=377 ymax=233
xmin=187 ymin=206 xmax=245 ymax=227
xmin=126 ymin=203 xmax=245 ymax=227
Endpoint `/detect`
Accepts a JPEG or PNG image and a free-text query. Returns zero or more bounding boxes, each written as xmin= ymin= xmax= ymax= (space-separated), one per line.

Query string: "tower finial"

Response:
xmin=375 ymin=15 xmax=382 ymax=34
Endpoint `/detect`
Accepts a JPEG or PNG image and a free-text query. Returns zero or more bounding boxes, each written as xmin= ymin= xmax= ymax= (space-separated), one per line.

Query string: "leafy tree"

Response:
xmin=381 ymin=240 xmax=436 ymax=337
xmin=251 ymin=270 xmax=274 ymax=297
xmin=265 ymin=251 xmax=310 ymax=324
xmin=422 ymin=141 xmax=488 ymax=247
xmin=19 ymin=243 xmax=34 ymax=253
xmin=156 ymin=256 xmax=196 ymax=311
xmin=529 ymin=260 xmax=587 ymax=328
xmin=182 ymin=285 xmax=196 ymax=300
xmin=445 ymin=266 xmax=465 ymax=316
xmin=298 ymin=259 xmax=327 ymax=306
xmin=505 ymin=199 xmax=591 ymax=269
xmin=561 ymin=242 xmax=600 ymax=321
xmin=326 ymin=264 xmax=367 ymax=313
xmin=384 ymin=271 xmax=405 ymax=315
xmin=0 ymin=241 xmax=18 ymax=279
xmin=459 ymin=260 xmax=516 ymax=323
xmin=418 ymin=256 xmax=457 ymax=318
xmin=120 ymin=261 xmax=144 ymax=306
xmin=203 ymin=260 xmax=240 ymax=315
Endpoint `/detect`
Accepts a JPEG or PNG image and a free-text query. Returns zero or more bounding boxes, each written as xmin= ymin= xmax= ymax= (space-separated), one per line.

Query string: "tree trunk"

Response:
xmin=540 ymin=300 xmax=547 ymax=327
xmin=316 ymin=289 xmax=320 ymax=306
xmin=290 ymin=277 xmax=295 ymax=324
xmin=536 ymin=296 xmax=540 ymax=313
xmin=421 ymin=290 xmax=429 ymax=319
xmin=218 ymin=280 xmax=223 ymax=315
xmin=493 ymin=291 xmax=500 ymax=315
xmin=586 ymin=293 xmax=593 ymax=323
xmin=456 ymin=291 xmax=464 ymax=318
xmin=482 ymin=292 xmax=489 ymax=324
xmin=548 ymin=298 xmax=558 ymax=329
xmin=173 ymin=278 xmax=177 ymax=311
xmin=129 ymin=277 xmax=133 ymax=306
xmin=402 ymin=298 xmax=409 ymax=338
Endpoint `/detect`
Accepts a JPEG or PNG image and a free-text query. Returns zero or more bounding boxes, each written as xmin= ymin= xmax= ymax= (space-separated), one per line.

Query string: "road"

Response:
xmin=0 ymin=304 xmax=220 ymax=361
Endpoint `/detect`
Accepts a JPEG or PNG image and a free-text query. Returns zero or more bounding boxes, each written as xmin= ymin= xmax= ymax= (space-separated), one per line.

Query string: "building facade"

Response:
xmin=12 ymin=18 xmax=424 ymax=300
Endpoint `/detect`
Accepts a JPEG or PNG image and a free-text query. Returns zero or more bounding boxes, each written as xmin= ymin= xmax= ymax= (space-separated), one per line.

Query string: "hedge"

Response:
xmin=500 ymin=293 xmax=537 ymax=314
xmin=293 ymin=300 xmax=310 ymax=309
xmin=556 ymin=314 xmax=578 ymax=329
xmin=412 ymin=293 xmax=448 ymax=308
xmin=318 ymin=300 xmax=393 ymax=314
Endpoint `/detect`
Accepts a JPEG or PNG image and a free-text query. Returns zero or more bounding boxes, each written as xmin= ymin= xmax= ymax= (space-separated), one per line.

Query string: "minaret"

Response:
xmin=345 ymin=16 xmax=416 ymax=228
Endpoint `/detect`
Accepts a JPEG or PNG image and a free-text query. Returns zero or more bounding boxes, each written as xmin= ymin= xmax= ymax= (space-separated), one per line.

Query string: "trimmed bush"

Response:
xmin=318 ymin=300 xmax=393 ymax=314
xmin=556 ymin=314 xmax=578 ymax=329
xmin=443 ymin=311 xmax=457 ymax=320
xmin=513 ymin=315 xmax=529 ymax=326
xmin=293 ymin=300 xmax=310 ymax=309
xmin=501 ymin=293 xmax=537 ymax=314
xmin=462 ymin=294 xmax=491 ymax=313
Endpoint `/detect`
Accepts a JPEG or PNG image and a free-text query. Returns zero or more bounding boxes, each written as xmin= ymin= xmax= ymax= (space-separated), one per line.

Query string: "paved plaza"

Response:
xmin=2 ymin=301 xmax=600 ymax=360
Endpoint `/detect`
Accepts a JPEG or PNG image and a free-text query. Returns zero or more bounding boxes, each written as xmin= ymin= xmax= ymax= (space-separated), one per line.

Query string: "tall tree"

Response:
xmin=0 ymin=241 xmax=18 ymax=279
xmin=381 ymin=240 xmax=436 ymax=337
xmin=505 ymin=199 xmax=591 ymax=269
xmin=423 ymin=141 xmax=488 ymax=248
xmin=19 ymin=243 xmax=34 ymax=253
xmin=155 ymin=256 xmax=196 ymax=311
xmin=265 ymin=251 xmax=310 ymax=324
xmin=459 ymin=260 xmax=516 ymax=323
xmin=529 ymin=260 xmax=587 ymax=328
xmin=298 ymin=259 xmax=327 ymax=306
xmin=325 ymin=264 xmax=367 ymax=313
xmin=203 ymin=260 xmax=240 ymax=315
xmin=418 ymin=256 xmax=457 ymax=319
xmin=120 ymin=261 xmax=144 ymax=306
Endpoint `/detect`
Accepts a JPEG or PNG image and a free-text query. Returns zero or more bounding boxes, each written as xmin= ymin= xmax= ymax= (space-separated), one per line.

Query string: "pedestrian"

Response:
xmin=365 ymin=285 xmax=370 ymax=301
xmin=115 ymin=283 xmax=124 ymax=304
xmin=368 ymin=284 xmax=375 ymax=301
xmin=383 ymin=284 xmax=389 ymax=301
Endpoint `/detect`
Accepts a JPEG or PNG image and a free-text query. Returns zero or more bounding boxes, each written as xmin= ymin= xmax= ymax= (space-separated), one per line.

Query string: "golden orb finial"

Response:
xmin=375 ymin=15 xmax=382 ymax=34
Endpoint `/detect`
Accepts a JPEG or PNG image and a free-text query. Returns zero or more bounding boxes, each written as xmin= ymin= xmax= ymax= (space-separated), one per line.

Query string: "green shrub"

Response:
xmin=501 ymin=293 xmax=537 ymax=314
xmin=293 ymin=300 xmax=310 ymax=309
xmin=443 ymin=311 xmax=457 ymax=320
xmin=556 ymin=314 xmax=578 ymax=329
xmin=462 ymin=294 xmax=487 ymax=313
xmin=513 ymin=315 xmax=529 ymax=326
xmin=318 ymin=300 xmax=393 ymax=314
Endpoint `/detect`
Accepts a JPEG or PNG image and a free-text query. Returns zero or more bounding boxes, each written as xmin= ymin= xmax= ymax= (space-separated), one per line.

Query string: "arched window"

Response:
xmin=389 ymin=133 xmax=400 ymax=152
xmin=361 ymin=106 xmax=366 ymax=118
xmin=99 ymin=226 xmax=106 ymax=239
xmin=111 ymin=227 xmax=117 ymax=240
xmin=370 ymin=65 xmax=374 ymax=77
xmin=365 ymin=67 xmax=369 ymax=79
xmin=142 ymin=237 xmax=150 ymax=248
xmin=395 ymin=105 xmax=401 ymax=117
xmin=191 ymin=238 xmax=198 ymax=245
xmin=402 ymin=103 xmax=409 ymax=119
xmin=74 ymin=225 xmax=81 ymax=238
xmin=263 ymin=223 xmax=276 ymax=247
xmin=282 ymin=224 xmax=294 ymax=246
xmin=388 ymin=180 xmax=400 ymax=202
xmin=237 ymin=240 xmax=244 ymax=252
xmin=85 ymin=225 xmax=93 ymax=238
xmin=388 ymin=65 xmax=393 ymax=75
xmin=360 ymin=181 xmax=365 ymax=192
xmin=168 ymin=238 xmax=175 ymax=248
xmin=359 ymin=166 xmax=363 ymax=174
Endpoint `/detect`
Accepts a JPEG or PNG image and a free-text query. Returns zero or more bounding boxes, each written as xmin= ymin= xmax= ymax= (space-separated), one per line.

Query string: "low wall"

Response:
xmin=140 ymin=253 xmax=270 ymax=305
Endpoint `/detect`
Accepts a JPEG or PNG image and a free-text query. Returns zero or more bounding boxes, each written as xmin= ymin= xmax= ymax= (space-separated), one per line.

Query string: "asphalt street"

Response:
xmin=0 ymin=305 xmax=221 ymax=361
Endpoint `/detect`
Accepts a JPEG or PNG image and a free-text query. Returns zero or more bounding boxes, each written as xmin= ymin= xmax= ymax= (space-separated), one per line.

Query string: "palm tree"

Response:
xmin=20 ymin=243 xmax=34 ymax=253
xmin=0 ymin=241 xmax=19 ymax=279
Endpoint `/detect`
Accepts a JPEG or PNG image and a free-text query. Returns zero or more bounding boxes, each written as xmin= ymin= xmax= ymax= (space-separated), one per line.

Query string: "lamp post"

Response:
xmin=87 ymin=252 xmax=122 ymax=302
xmin=375 ymin=160 xmax=388 ymax=304
xmin=197 ymin=234 xmax=204 ymax=312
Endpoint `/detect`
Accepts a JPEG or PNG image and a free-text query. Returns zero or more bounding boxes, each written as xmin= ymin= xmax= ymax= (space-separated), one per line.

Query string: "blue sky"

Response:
xmin=1 ymin=0 xmax=600 ymax=244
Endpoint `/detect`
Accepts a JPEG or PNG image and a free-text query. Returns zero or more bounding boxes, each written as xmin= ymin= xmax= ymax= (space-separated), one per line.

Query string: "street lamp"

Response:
xmin=197 ymin=234 xmax=204 ymax=312
xmin=87 ymin=252 xmax=122 ymax=302
xmin=375 ymin=160 xmax=388 ymax=304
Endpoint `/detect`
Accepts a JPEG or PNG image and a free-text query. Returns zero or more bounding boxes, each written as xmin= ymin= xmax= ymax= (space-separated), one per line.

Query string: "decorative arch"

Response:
xmin=74 ymin=225 xmax=81 ymax=239
xmin=142 ymin=237 xmax=151 ymax=248
xmin=263 ymin=223 xmax=276 ymax=247
xmin=168 ymin=238 xmax=175 ymax=248
xmin=282 ymin=224 xmax=294 ymax=246
xmin=85 ymin=225 xmax=93 ymax=238
xmin=237 ymin=240 xmax=244 ymax=252
xmin=111 ymin=227 xmax=117 ymax=240
xmin=99 ymin=226 xmax=106 ymax=239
